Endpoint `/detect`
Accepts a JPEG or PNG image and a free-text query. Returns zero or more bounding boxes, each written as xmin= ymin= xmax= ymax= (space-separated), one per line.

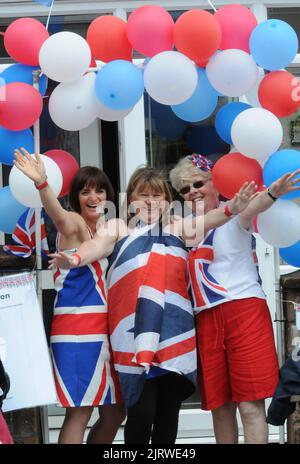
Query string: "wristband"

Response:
xmin=71 ymin=253 xmax=82 ymax=266
xmin=223 ymin=204 xmax=233 ymax=218
xmin=35 ymin=179 xmax=48 ymax=190
xmin=267 ymin=189 xmax=277 ymax=202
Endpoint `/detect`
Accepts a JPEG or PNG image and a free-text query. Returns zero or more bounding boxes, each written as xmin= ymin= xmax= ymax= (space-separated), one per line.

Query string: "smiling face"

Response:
xmin=130 ymin=184 xmax=166 ymax=224
xmin=180 ymin=174 xmax=219 ymax=215
xmin=78 ymin=184 xmax=107 ymax=224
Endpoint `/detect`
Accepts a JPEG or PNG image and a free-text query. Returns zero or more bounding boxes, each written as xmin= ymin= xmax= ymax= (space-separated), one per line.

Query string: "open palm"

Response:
xmin=269 ymin=170 xmax=300 ymax=198
xmin=14 ymin=147 xmax=46 ymax=184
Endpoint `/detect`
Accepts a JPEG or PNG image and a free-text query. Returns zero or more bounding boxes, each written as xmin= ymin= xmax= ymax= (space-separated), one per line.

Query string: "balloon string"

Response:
xmin=207 ymin=0 xmax=217 ymax=12
xmin=46 ymin=0 xmax=55 ymax=30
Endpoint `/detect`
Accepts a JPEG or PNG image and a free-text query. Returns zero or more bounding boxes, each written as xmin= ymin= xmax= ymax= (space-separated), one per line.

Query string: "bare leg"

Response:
xmin=211 ymin=402 xmax=239 ymax=444
xmin=86 ymin=404 xmax=126 ymax=444
xmin=58 ymin=406 xmax=93 ymax=444
xmin=238 ymin=400 xmax=268 ymax=444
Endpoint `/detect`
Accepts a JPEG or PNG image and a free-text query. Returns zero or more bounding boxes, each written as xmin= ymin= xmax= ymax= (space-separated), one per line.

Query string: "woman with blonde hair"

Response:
xmin=48 ymin=165 xmax=256 ymax=444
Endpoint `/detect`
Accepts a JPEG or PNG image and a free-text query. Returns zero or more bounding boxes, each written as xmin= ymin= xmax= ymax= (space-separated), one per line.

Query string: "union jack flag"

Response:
xmin=51 ymin=259 xmax=121 ymax=407
xmin=3 ymin=208 xmax=49 ymax=258
xmin=107 ymin=224 xmax=197 ymax=407
xmin=189 ymin=228 xmax=261 ymax=313
xmin=188 ymin=229 xmax=228 ymax=313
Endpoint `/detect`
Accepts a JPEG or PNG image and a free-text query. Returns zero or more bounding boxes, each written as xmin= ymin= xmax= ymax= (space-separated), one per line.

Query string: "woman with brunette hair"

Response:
xmin=48 ymin=165 xmax=256 ymax=444
xmin=14 ymin=148 xmax=125 ymax=444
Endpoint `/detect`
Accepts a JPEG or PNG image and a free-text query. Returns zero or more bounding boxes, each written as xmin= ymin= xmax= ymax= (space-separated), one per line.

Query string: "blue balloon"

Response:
xmin=0 ymin=127 xmax=34 ymax=165
xmin=0 ymin=64 xmax=48 ymax=96
xmin=187 ymin=125 xmax=227 ymax=156
xmin=33 ymin=0 xmax=52 ymax=6
xmin=171 ymin=68 xmax=218 ymax=123
xmin=95 ymin=60 xmax=144 ymax=110
xmin=280 ymin=240 xmax=300 ymax=267
xmin=215 ymin=102 xmax=251 ymax=145
xmin=263 ymin=149 xmax=300 ymax=200
xmin=0 ymin=187 xmax=27 ymax=234
xmin=250 ymin=20 xmax=298 ymax=71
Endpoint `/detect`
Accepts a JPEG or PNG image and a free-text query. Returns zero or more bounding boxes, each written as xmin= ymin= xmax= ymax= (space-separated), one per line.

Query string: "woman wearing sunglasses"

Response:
xmin=170 ymin=153 xmax=300 ymax=445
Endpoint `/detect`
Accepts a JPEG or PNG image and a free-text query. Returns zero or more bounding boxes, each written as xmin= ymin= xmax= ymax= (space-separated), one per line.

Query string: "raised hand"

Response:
xmin=227 ymin=181 xmax=258 ymax=215
xmin=14 ymin=147 xmax=47 ymax=185
xmin=48 ymin=252 xmax=79 ymax=270
xmin=268 ymin=170 xmax=300 ymax=199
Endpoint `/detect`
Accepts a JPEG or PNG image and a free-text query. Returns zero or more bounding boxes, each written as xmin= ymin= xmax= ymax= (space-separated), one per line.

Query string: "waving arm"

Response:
xmin=238 ymin=170 xmax=300 ymax=230
xmin=181 ymin=181 xmax=257 ymax=246
xmin=14 ymin=147 xmax=80 ymax=236
xmin=48 ymin=219 xmax=123 ymax=269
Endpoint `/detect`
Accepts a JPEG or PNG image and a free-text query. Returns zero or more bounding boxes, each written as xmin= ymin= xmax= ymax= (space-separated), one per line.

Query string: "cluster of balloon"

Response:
xmin=1 ymin=3 xmax=300 ymax=264
xmin=0 ymin=18 xmax=81 ymax=233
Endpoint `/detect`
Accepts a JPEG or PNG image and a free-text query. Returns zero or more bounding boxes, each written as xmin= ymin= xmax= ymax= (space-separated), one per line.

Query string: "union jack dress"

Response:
xmin=50 ymin=233 xmax=121 ymax=408
xmin=107 ymin=223 xmax=197 ymax=407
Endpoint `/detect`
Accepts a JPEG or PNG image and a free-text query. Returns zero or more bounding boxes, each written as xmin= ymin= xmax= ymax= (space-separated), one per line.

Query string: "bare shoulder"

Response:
xmin=59 ymin=210 xmax=86 ymax=236
xmin=96 ymin=218 xmax=127 ymax=239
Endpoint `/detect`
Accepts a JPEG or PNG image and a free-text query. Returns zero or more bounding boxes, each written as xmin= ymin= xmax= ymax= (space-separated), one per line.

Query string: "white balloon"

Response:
xmin=257 ymin=200 xmax=300 ymax=248
xmin=49 ymin=73 xmax=97 ymax=131
xmin=39 ymin=32 xmax=91 ymax=83
xmin=206 ymin=49 xmax=259 ymax=97
xmin=9 ymin=155 xmax=63 ymax=208
xmin=143 ymin=51 xmax=198 ymax=105
xmin=94 ymin=99 xmax=133 ymax=122
xmin=231 ymin=108 xmax=283 ymax=161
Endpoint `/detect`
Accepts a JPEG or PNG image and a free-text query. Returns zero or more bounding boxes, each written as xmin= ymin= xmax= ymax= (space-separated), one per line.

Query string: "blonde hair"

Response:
xmin=124 ymin=166 xmax=173 ymax=224
xmin=169 ymin=157 xmax=212 ymax=192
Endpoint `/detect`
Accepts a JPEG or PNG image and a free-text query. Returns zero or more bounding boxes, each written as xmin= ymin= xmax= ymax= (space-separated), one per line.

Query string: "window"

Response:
xmin=144 ymin=93 xmax=230 ymax=178
xmin=268 ymin=7 xmax=300 ymax=53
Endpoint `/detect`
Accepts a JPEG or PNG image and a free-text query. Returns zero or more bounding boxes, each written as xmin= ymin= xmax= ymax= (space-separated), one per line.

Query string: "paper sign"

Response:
xmin=0 ymin=273 xmax=57 ymax=412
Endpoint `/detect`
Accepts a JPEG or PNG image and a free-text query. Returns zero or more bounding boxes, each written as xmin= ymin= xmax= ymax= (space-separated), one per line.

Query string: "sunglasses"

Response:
xmin=179 ymin=180 xmax=205 ymax=195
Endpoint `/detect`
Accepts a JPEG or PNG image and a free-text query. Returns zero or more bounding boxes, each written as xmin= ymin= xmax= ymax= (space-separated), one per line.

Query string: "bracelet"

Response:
xmin=71 ymin=253 xmax=81 ymax=266
xmin=223 ymin=204 xmax=233 ymax=218
xmin=267 ymin=189 xmax=277 ymax=202
xmin=35 ymin=179 xmax=48 ymax=191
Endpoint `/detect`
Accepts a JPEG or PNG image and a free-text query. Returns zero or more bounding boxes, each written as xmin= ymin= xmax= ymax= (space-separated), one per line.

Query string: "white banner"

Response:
xmin=0 ymin=272 xmax=57 ymax=411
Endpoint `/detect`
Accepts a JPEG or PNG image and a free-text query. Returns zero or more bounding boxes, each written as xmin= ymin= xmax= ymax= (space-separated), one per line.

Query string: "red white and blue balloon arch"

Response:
xmin=0 ymin=1 xmax=300 ymax=265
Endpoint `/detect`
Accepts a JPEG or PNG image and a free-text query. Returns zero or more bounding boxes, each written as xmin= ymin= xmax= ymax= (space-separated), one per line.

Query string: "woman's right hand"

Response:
xmin=48 ymin=252 xmax=80 ymax=270
xmin=14 ymin=147 xmax=47 ymax=185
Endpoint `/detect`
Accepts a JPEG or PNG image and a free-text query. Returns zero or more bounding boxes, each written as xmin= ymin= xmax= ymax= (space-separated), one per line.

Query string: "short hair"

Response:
xmin=169 ymin=157 xmax=212 ymax=192
xmin=69 ymin=166 xmax=114 ymax=213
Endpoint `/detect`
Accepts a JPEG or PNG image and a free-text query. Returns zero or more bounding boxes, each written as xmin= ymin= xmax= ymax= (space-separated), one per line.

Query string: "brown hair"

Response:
xmin=124 ymin=166 xmax=173 ymax=223
xmin=69 ymin=166 xmax=114 ymax=213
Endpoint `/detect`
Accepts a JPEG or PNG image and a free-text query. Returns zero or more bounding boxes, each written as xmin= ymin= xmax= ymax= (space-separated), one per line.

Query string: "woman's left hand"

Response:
xmin=267 ymin=169 xmax=300 ymax=199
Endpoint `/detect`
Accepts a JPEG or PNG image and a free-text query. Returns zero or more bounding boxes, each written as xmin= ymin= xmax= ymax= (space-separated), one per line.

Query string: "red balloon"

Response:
xmin=212 ymin=153 xmax=263 ymax=199
xmin=126 ymin=5 xmax=174 ymax=57
xmin=87 ymin=16 xmax=132 ymax=62
xmin=44 ymin=149 xmax=79 ymax=197
xmin=0 ymin=83 xmax=43 ymax=131
xmin=215 ymin=4 xmax=257 ymax=53
xmin=4 ymin=18 xmax=49 ymax=66
xmin=258 ymin=71 xmax=300 ymax=118
xmin=174 ymin=10 xmax=221 ymax=63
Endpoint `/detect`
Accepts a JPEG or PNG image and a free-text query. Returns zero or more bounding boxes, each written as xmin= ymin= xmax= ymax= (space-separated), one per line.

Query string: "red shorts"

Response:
xmin=196 ymin=297 xmax=279 ymax=411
